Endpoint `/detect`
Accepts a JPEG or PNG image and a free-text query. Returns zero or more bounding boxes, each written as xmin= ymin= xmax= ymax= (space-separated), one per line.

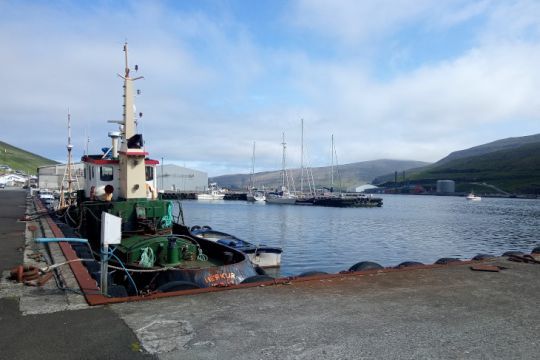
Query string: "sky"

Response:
xmin=1 ymin=0 xmax=539 ymax=176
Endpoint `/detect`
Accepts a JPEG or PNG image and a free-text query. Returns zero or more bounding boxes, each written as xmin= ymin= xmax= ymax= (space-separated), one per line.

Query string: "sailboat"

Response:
xmin=266 ymin=133 xmax=297 ymax=204
xmin=295 ymin=118 xmax=316 ymax=205
xmin=312 ymin=135 xmax=383 ymax=208
xmin=246 ymin=142 xmax=266 ymax=202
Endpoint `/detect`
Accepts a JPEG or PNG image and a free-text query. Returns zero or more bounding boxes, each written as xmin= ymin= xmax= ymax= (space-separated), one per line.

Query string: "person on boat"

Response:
xmin=93 ymin=184 xmax=114 ymax=201
xmin=146 ymin=183 xmax=157 ymax=200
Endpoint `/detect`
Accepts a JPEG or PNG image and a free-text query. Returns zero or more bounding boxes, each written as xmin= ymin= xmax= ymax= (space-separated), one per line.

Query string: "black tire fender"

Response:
xmin=348 ymin=261 xmax=383 ymax=272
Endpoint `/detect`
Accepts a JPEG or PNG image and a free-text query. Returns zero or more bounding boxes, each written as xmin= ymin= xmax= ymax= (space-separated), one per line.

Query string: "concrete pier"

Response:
xmin=1 ymin=189 xmax=539 ymax=359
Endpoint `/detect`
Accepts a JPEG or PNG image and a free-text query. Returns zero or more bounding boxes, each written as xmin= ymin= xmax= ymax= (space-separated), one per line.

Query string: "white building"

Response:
xmin=38 ymin=163 xmax=85 ymax=190
xmin=157 ymin=164 xmax=207 ymax=192
xmin=0 ymin=173 xmax=28 ymax=186
xmin=354 ymin=184 xmax=379 ymax=193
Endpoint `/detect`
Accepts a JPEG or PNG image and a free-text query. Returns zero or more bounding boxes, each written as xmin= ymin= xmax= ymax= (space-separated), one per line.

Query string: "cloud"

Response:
xmin=0 ymin=1 xmax=539 ymax=177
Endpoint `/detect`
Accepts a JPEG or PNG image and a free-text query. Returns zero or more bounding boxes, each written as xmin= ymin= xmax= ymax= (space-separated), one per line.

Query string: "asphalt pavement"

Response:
xmin=0 ymin=189 xmax=156 ymax=360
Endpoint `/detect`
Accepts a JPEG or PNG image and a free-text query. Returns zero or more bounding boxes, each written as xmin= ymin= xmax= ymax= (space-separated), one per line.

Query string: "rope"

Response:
xmin=138 ymin=247 xmax=155 ymax=268
xmin=161 ymin=202 xmax=173 ymax=228
xmin=197 ymin=248 xmax=208 ymax=261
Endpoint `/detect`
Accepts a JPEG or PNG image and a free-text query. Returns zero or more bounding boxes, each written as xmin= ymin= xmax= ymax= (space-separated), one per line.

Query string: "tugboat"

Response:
xmin=63 ymin=43 xmax=257 ymax=295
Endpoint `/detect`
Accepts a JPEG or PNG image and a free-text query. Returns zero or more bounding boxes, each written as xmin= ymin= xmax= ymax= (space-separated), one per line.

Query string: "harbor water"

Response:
xmin=177 ymin=195 xmax=540 ymax=276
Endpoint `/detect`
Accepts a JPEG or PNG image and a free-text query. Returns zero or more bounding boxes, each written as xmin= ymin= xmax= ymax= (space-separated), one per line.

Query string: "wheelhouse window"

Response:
xmin=100 ymin=166 xmax=113 ymax=181
xmin=145 ymin=166 xmax=154 ymax=181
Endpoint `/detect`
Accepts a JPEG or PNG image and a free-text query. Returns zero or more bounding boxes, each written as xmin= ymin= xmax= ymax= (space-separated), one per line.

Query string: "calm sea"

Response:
xmin=177 ymin=195 xmax=540 ymax=277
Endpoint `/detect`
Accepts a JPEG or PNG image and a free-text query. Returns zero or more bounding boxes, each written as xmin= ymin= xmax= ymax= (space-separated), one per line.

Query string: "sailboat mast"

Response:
xmin=250 ymin=141 xmax=255 ymax=190
xmin=67 ymin=111 xmax=73 ymax=196
xmin=331 ymin=134 xmax=334 ymax=188
xmin=281 ymin=132 xmax=286 ymax=189
xmin=300 ymin=119 xmax=304 ymax=193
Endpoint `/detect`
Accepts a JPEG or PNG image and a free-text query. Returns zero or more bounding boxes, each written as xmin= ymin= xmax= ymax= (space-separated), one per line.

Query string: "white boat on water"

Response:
xmin=266 ymin=190 xmax=297 ymax=204
xmin=247 ymin=190 xmax=266 ymax=202
xmin=196 ymin=183 xmax=226 ymax=200
xmin=189 ymin=226 xmax=282 ymax=268
xmin=466 ymin=192 xmax=481 ymax=201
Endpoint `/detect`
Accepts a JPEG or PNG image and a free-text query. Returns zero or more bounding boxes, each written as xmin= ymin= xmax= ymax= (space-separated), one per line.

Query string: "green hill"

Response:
xmin=0 ymin=140 xmax=58 ymax=175
xmin=372 ymin=134 xmax=540 ymax=195
xmin=406 ymin=141 xmax=540 ymax=194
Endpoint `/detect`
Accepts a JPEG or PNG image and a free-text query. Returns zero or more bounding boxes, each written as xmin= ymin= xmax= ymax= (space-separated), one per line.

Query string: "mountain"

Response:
xmin=436 ymin=134 xmax=540 ymax=165
xmin=211 ymin=159 xmax=430 ymax=191
xmin=373 ymin=134 xmax=540 ymax=194
xmin=0 ymin=140 xmax=58 ymax=175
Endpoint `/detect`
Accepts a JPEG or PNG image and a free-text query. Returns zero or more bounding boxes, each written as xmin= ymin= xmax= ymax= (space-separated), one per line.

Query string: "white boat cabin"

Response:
xmin=82 ymin=154 xmax=158 ymax=201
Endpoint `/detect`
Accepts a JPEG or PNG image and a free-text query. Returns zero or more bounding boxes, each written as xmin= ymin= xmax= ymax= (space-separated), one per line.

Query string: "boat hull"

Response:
xmin=313 ymin=196 xmax=383 ymax=207
xmin=187 ymin=227 xmax=282 ymax=268
xmin=246 ymin=251 xmax=282 ymax=268
xmin=196 ymin=193 xmax=225 ymax=200
xmin=265 ymin=196 xmax=296 ymax=204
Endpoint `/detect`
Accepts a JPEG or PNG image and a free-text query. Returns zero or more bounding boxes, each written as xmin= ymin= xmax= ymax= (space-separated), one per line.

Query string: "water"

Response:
xmin=176 ymin=195 xmax=540 ymax=276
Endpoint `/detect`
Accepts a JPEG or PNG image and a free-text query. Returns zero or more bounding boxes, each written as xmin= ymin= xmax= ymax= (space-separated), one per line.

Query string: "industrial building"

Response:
xmin=37 ymin=163 xmax=85 ymax=190
xmin=436 ymin=180 xmax=455 ymax=193
xmin=156 ymin=164 xmax=207 ymax=192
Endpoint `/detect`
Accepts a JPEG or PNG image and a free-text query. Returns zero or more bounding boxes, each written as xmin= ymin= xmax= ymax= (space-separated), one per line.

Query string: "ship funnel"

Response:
xmin=108 ymin=131 xmax=121 ymax=158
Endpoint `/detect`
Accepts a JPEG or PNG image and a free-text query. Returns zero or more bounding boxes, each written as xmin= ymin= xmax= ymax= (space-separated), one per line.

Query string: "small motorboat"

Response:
xmin=466 ymin=192 xmax=481 ymax=201
xmin=196 ymin=183 xmax=226 ymax=200
xmin=188 ymin=226 xmax=282 ymax=268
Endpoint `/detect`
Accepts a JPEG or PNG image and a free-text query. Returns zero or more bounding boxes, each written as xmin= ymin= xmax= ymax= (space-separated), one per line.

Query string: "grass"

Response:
xmin=0 ymin=140 xmax=58 ymax=175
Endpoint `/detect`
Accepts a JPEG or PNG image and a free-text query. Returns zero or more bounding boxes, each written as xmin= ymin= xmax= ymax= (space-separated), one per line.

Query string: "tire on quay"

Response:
xmin=394 ymin=261 xmax=424 ymax=269
xmin=472 ymin=254 xmax=496 ymax=261
xmin=348 ymin=261 xmax=383 ymax=272
xmin=434 ymin=258 xmax=461 ymax=265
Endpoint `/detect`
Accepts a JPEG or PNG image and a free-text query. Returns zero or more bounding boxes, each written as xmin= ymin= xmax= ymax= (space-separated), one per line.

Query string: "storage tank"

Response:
xmin=436 ymin=180 xmax=455 ymax=193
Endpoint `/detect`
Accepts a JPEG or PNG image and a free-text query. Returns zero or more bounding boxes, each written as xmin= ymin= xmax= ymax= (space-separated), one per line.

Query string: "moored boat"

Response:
xmin=58 ymin=43 xmax=257 ymax=295
xmin=313 ymin=193 xmax=383 ymax=207
xmin=196 ymin=183 xmax=226 ymax=200
xmin=185 ymin=226 xmax=282 ymax=268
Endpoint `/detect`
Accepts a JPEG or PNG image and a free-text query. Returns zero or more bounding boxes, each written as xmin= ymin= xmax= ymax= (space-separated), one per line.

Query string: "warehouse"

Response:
xmin=156 ymin=164 xmax=207 ymax=192
xmin=37 ymin=163 xmax=85 ymax=190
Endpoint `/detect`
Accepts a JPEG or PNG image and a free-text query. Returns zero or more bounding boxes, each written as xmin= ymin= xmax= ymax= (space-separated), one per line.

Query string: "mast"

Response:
xmin=250 ymin=141 xmax=256 ymax=191
xmin=115 ymin=42 xmax=147 ymax=199
xmin=281 ymin=132 xmax=286 ymax=189
xmin=58 ymin=111 xmax=75 ymax=209
xmin=300 ymin=119 xmax=304 ymax=193
xmin=331 ymin=134 xmax=334 ymax=188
